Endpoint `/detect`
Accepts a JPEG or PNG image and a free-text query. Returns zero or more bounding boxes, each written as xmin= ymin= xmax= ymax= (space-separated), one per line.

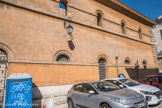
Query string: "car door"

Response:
xmin=72 ymin=84 xmax=84 ymax=106
xmin=153 ymin=76 xmax=162 ymax=86
xmin=81 ymin=84 xmax=99 ymax=108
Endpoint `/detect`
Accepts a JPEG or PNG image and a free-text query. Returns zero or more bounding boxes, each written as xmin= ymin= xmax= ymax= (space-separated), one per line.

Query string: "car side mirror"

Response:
xmin=89 ymin=90 xmax=95 ymax=94
xmin=119 ymin=84 xmax=124 ymax=88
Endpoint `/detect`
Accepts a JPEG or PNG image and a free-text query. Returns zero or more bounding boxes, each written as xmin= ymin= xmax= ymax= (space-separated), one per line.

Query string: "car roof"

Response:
xmin=104 ymin=78 xmax=127 ymax=81
xmin=73 ymin=81 xmax=107 ymax=86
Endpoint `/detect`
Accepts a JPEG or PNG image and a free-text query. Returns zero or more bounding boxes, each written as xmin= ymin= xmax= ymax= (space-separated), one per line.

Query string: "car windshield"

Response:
xmin=155 ymin=76 xmax=162 ymax=82
xmin=92 ymin=82 xmax=120 ymax=92
xmin=119 ymin=79 xmax=141 ymax=87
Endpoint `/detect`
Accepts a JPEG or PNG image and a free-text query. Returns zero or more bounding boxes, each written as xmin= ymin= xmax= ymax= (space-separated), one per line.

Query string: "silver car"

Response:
xmin=67 ymin=81 xmax=148 ymax=108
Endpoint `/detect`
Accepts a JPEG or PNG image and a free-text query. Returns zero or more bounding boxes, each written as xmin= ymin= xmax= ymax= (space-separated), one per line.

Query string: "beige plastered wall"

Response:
xmin=0 ymin=0 xmax=157 ymax=87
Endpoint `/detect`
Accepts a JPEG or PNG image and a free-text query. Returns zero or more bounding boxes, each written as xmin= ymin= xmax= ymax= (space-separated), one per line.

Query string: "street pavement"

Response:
xmin=57 ymin=103 xmax=162 ymax=108
xmin=150 ymin=103 xmax=162 ymax=108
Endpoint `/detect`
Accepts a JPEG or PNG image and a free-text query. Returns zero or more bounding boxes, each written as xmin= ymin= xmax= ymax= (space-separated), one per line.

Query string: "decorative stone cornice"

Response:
xmin=95 ymin=0 xmax=156 ymax=26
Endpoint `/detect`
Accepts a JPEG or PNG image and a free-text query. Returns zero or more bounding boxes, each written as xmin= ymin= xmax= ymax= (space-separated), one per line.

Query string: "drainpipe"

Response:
xmin=115 ymin=56 xmax=119 ymax=76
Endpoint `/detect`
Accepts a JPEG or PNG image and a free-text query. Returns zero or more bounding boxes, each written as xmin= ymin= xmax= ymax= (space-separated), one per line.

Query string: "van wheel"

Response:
xmin=67 ymin=99 xmax=74 ymax=108
xmin=100 ymin=103 xmax=111 ymax=108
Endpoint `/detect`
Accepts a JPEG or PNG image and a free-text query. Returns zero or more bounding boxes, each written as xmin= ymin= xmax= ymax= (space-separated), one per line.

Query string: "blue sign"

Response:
xmin=5 ymin=78 xmax=32 ymax=108
xmin=118 ymin=73 xmax=126 ymax=78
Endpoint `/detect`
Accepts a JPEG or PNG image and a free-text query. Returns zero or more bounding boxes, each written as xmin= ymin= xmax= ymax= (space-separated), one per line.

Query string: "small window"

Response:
xmin=138 ymin=28 xmax=142 ymax=39
xmin=56 ymin=54 xmax=69 ymax=62
xmin=124 ymin=60 xmax=130 ymax=65
xmin=142 ymin=61 xmax=146 ymax=66
xmin=121 ymin=21 xmax=126 ymax=34
xmin=124 ymin=57 xmax=131 ymax=65
xmin=160 ymin=30 xmax=162 ymax=40
xmin=59 ymin=0 xmax=68 ymax=16
xmin=74 ymin=84 xmax=83 ymax=92
xmin=97 ymin=12 xmax=103 ymax=26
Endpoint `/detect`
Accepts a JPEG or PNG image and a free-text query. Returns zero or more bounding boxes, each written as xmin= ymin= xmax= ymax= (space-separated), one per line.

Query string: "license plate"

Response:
xmin=136 ymin=102 xmax=145 ymax=108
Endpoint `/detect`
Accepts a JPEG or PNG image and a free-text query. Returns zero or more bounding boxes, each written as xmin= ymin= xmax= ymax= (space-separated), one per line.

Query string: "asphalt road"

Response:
xmin=59 ymin=103 xmax=162 ymax=108
xmin=149 ymin=103 xmax=162 ymax=108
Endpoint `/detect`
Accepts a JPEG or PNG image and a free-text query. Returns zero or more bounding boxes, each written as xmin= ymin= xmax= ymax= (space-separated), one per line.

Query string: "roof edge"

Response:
xmin=95 ymin=0 xmax=156 ymax=26
xmin=112 ymin=0 xmax=156 ymax=26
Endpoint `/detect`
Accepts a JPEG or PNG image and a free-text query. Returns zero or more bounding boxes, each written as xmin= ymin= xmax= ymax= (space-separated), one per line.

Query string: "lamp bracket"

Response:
xmin=64 ymin=17 xmax=72 ymax=28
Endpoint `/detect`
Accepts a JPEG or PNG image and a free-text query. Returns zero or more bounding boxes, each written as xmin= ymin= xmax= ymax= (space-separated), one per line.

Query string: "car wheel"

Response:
xmin=100 ymin=103 xmax=111 ymax=108
xmin=67 ymin=99 xmax=74 ymax=108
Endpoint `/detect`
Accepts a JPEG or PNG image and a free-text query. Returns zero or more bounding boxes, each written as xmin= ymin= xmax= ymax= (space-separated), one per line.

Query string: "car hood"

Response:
xmin=101 ymin=88 xmax=142 ymax=99
xmin=128 ymin=84 xmax=160 ymax=92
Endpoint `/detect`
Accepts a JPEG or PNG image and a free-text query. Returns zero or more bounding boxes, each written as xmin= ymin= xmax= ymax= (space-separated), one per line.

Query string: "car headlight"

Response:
xmin=111 ymin=98 xmax=132 ymax=105
xmin=140 ymin=90 xmax=154 ymax=95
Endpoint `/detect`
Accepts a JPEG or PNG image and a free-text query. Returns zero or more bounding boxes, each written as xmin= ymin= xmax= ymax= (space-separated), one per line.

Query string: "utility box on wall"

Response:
xmin=5 ymin=73 xmax=32 ymax=108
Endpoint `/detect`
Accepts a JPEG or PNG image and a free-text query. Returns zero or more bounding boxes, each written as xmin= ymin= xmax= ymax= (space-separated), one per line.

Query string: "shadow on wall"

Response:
xmin=126 ymin=68 xmax=159 ymax=80
xmin=68 ymin=40 xmax=75 ymax=50
xmin=32 ymin=83 xmax=43 ymax=108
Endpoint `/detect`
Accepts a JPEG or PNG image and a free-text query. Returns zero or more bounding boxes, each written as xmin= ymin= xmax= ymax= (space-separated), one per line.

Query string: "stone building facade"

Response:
xmin=152 ymin=15 xmax=162 ymax=72
xmin=0 ymin=0 xmax=158 ymax=107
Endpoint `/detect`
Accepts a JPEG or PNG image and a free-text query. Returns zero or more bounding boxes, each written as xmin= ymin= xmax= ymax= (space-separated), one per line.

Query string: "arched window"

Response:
xmin=59 ymin=0 xmax=68 ymax=16
xmin=121 ymin=20 xmax=126 ymax=34
xmin=124 ymin=60 xmax=130 ymax=65
xmin=56 ymin=54 xmax=69 ymax=62
xmin=142 ymin=60 xmax=147 ymax=69
xmin=124 ymin=57 xmax=131 ymax=65
xmin=138 ymin=27 xmax=142 ymax=39
xmin=96 ymin=11 xmax=103 ymax=26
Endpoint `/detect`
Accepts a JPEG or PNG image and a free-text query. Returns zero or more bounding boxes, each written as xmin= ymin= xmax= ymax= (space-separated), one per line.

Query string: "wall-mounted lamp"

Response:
xmin=64 ymin=17 xmax=73 ymax=35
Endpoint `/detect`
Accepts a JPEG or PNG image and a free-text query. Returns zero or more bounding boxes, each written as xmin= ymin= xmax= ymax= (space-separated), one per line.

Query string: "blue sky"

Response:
xmin=119 ymin=0 xmax=162 ymax=21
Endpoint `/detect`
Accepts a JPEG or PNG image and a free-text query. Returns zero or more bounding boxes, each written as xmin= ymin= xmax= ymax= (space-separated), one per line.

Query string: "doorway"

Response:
xmin=98 ymin=58 xmax=106 ymax=80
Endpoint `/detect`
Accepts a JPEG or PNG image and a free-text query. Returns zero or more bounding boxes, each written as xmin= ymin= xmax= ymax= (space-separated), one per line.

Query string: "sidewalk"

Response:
xmin=54 ymin=104 xmax=67 ymax=108
xmin=150 ymin=103 xmax=162 ymax=108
